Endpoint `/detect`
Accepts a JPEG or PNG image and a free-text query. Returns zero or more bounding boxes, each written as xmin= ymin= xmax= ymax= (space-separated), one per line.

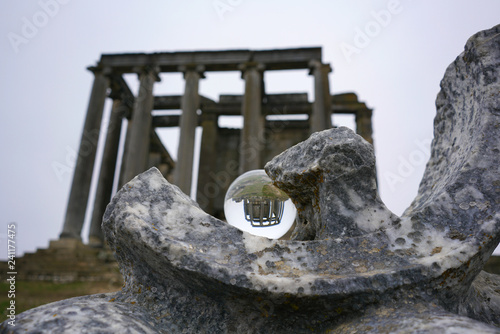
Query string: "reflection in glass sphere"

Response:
xmin=224 ymin=169 xmax=297 ymax=239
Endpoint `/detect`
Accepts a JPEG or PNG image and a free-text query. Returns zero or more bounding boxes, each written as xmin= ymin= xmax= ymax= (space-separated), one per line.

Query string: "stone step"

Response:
xmin=1 ymin=240 xmax=123 ymax=284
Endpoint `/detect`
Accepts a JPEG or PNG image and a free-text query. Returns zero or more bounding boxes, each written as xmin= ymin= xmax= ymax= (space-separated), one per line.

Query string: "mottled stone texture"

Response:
xmin=3 ymin=24 xmax=500 ymax=333
xmin=265 ymin=127 xmax=400 ymax=241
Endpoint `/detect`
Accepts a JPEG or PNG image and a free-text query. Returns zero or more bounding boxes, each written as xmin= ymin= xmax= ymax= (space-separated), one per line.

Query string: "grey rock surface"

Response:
xmin=3 ymin=24 xmax=500 ymax=333
xmin=0 ymin=293 xmax=158 ymax=334
xmin=265 ymin=126 xmax=400 ymax=240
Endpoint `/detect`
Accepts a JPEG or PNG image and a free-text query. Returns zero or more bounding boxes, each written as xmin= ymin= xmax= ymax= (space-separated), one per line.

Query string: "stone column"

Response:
xmin=173 ymin=65 xmax=204 ymax=195
xmin=117 ymin=119 xmax=132 ymax=188
xmin=196 ymin=113 xmax=218 ymax=214
xmin=309 ymin=60 xmax=332 ymax=134
xmin=60 ymin=67 xmax=110 ymax=240
xmin=356 ymin=109 xmax=374 ymax=144
xmin=148 ymin=152 xmax=162 ymax=169
xmin=88 ymin=94 xmax=129 ymax=247
xmin=239 ymin=62 xmax=265 ymax=174
xmin=121 ymin=66 xmax=159 ymax=184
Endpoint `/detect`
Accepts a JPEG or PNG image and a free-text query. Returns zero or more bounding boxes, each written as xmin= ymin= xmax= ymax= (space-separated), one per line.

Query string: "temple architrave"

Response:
xmin=59 ymin=47 xmax=373 ymax=247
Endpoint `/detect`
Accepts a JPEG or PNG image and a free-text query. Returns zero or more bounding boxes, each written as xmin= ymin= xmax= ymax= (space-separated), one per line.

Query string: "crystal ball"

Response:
xmin=224 ymin=169 xmax=297 ymax=239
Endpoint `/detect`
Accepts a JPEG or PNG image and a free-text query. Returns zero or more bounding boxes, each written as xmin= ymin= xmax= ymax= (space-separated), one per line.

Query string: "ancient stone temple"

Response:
xmin=59 ymin=47 xmax=373 ymax=246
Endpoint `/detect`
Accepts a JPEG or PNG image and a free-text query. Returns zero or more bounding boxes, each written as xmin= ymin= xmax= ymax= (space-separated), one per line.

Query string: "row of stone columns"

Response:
xmin=237 ymin=61 xmax=333 ymax=173
xmin=60 ymin=66 xmax=159 ymax=244
xmin=88 ymin=96 xmax=129 ymax=246
xmin=120 ymin=66 xmax=159 ymax=185
xmin=60 ymin=67 xmax=110 ymax=240
xmin=60 ymin=60 xmax=333 ymax=244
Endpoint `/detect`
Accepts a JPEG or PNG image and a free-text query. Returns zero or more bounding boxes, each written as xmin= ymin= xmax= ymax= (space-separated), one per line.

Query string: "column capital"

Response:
xmin=87 ymin=65 xmax=112 ymax=76
xmin=132 ymin=65 xmax=161 ymax=82
xmin=308 ymin=60 xmax=332 ymax=75
xmin=108 ymin=86 xmax=134 ymax=109
xmin=200 ymin=111 xmax=218 ymax=122
xmin=238 ymin=62 xmax=265 ymax=78
xmin=355 ymin=108 xmax=373 ymax=118
xmin=108 ymin=78 xmax=123 ymax=100
xmin=178 ymin=64 xmax=206 ymax=78
xmin=108 ymin=87 xmax=122 ymax=100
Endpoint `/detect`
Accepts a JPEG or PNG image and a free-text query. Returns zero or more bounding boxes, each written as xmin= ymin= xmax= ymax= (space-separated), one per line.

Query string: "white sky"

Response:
xmin=1 ymin=0 xmax=499 ymax=259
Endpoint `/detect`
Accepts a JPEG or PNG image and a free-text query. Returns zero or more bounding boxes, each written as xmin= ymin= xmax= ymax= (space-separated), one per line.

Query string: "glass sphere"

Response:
xmin=224 ymin=169 xmax=297 ymax=239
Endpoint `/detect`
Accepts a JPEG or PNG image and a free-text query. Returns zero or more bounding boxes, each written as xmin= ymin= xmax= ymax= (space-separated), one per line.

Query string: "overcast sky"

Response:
xmin=1 ymin=1 xmax=499 ymax=259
